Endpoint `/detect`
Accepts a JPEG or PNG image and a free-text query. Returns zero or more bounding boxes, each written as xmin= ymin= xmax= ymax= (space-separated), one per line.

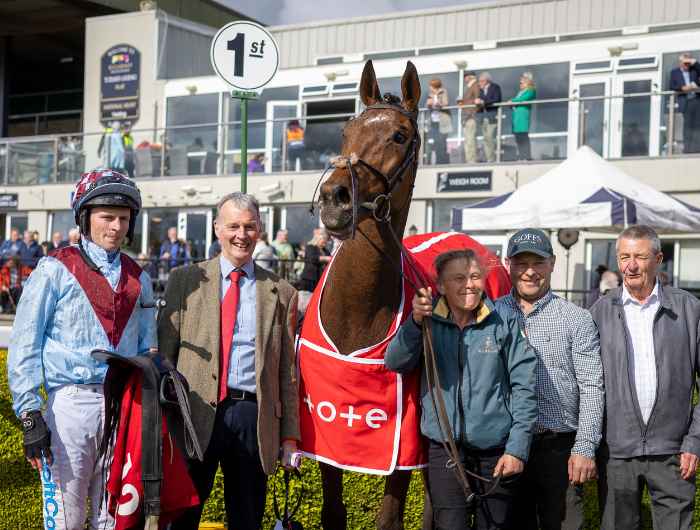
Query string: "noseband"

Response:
xmin=310 ymin=100 xmax=420 ymax=238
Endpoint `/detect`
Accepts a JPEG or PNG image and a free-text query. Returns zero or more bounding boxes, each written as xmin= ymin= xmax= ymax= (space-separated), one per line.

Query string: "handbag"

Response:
xmin=271 ymin=468 xmax=304 ymax=530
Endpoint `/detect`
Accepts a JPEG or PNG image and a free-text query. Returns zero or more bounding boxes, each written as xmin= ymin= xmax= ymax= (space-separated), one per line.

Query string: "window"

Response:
xmin=487 ymin=62 xmax=570 ymax=161
xmin=166 ymin=94 xmax=219 ymax=154
xmin=50 ymin=211 xmax=76 ymax=241
xmin=284 ymin=205 xmax=319 ymax=248
xmin=679 ymin=240 xmax=700 ymax=289
xmin=227 ymin=86 xmax=299 ymax=156
xmin=433 ymin=199 xmax=478 ymax=232
xmin=146 ymin=209 xmax=179 ymax=258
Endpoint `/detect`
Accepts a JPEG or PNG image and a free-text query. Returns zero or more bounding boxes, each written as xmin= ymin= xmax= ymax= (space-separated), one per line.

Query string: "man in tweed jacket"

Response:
xmin=159 ymin=192 xmax=299 ymax=530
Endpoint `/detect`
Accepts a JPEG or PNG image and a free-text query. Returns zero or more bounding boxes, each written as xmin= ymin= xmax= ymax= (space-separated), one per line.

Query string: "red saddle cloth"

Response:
xmin=297 ymin=232 xmax=511 ymax=475
xmin=107 ymin=372 xmax=199 ymax=529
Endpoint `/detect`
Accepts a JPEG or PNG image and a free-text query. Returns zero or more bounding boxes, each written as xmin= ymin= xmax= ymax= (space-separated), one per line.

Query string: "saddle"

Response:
xmin=93 ymin=349 xmax=203 ymax=529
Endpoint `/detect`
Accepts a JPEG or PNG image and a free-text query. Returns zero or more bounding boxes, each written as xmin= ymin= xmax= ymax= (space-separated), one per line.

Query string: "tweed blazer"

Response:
xmin=158 ymin=258 xmax=299 ymax=474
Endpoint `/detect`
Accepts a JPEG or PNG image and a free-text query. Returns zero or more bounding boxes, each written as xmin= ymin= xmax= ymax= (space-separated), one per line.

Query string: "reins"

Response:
xmin=311 ymin=99 xmax=505 ymax=505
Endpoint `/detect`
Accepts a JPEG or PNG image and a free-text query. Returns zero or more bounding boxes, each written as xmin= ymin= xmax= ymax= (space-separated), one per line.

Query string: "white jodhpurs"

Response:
xmin=40 ymin=384 xmax=114 ymax=530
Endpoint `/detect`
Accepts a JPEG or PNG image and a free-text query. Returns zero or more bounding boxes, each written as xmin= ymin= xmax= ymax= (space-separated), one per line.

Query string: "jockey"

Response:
xmin=7 ymin=169 xmax=157 ymax=530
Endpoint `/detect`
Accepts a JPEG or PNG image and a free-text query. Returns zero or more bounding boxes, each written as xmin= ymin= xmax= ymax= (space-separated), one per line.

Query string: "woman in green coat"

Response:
xmin=511 ymin=72 xmax=536 ymax=160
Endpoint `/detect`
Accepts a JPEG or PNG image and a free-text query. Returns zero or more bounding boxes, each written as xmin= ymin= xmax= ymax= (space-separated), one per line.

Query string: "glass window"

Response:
xmin=228 ymin=86 xmax=299 ymax=152
xmin=660 ymin=50 xmax=700 ymax=154
xmin=284 ymin=205 xmax=319 ymax=248
xmin=50 ymin=211 xmax=75 ymax=241
xmin=7 ymin=214 xmax=28 ymax=237
xmin=589 ymin=239 xmax=618 ymax=286
xmin=679 ymin=240 xmax=700 ymax=289
xmin=433 ymin=199 xmax=479 ymax=232
xmin=123 ymin=213 xmax=144 ymax=256
xmin=166 ymin=94 xmax=219 ymax=155
xmin=146 ymin=208 xmax=179 ymax=258
xmin=487 ymin=62 xmax=569 ymax=134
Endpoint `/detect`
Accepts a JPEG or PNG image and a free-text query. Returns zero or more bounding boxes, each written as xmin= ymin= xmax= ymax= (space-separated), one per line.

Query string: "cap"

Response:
xmin=507 ymin=228 xmax=553 ymax=258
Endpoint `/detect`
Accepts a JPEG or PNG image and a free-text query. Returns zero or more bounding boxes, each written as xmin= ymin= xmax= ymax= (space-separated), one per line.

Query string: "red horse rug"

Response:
xmin=298 ymin=232 xmax=511 ymax=475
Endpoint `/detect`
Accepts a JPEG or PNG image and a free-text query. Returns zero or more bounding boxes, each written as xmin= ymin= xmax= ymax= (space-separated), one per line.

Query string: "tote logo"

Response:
xmin=117 ymin=453 xmax=140 ymax=516
xmin=304 ymin=394 xmax=388 ymax=429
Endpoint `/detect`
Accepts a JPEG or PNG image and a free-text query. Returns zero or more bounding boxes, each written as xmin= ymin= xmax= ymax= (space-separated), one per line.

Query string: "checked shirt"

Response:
xmin=497 ymin=290 xmax=604 ymax=458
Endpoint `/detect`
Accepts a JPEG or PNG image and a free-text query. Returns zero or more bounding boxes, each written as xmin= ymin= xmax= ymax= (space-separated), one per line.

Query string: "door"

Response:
xmin=570 ymin=76 xmax=611 ymax=157
xmin=610 ymin=74 xmax=661 ymax=158
xmin=177 ymin=209 xmax=213 ymax=261
xmin=265 ymin=101 xmax=301 ymax=173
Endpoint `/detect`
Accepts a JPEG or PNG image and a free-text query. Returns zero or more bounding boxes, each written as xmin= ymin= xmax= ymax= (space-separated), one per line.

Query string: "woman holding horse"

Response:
xmin=386 ymin=249 xmax=537 ymax=530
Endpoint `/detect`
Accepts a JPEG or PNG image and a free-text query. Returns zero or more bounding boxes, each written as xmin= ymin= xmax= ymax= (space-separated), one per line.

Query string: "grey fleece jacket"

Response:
xmin=590 ymin=285 xmax=700 ymax=459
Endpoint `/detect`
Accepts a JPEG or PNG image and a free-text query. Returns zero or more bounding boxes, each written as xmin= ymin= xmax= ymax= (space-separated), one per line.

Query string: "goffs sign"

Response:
xmin=210 ymin=21 xmax=280 ymax=91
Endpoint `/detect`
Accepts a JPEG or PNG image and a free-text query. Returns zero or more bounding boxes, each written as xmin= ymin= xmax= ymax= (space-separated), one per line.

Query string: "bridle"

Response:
xmin=310 ymin=98 xmax=507 ymax=508
xmin=310 ymin=99 xmax=420 ymax=239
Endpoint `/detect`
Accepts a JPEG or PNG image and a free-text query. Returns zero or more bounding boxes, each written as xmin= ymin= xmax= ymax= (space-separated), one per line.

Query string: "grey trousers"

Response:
xmin=598 ymin=453 xmax=695 ymax=530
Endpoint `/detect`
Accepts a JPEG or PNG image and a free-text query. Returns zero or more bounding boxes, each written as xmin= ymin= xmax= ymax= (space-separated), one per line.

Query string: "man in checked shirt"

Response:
xmin=497 ymin=228 xmax=604 ymax=530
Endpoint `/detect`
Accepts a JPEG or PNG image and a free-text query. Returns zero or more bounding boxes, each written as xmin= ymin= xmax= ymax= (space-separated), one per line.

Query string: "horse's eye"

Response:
xmin=393 ymin=132 xmax=407 ymax=144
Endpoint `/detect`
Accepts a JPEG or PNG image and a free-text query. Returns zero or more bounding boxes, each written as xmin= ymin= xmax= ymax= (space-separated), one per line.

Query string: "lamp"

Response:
xmin=453 ymin=60 xmax=468 ymax=70
xmin=607 ymin=42 xmax=639 ymax=57
xmin=324 ymin=69 xmax=349 ymax=82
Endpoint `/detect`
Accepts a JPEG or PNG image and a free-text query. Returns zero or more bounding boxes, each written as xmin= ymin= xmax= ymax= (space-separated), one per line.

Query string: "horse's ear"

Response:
xmin=360 ymin=60 xmax=381 ymax=107
xmin=400 ymin=61 xmax=421 ymax=113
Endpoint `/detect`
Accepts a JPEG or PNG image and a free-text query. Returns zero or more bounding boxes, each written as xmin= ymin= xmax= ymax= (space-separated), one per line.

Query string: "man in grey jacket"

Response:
xmin=591 ymin=224 xmax=700 ymax=530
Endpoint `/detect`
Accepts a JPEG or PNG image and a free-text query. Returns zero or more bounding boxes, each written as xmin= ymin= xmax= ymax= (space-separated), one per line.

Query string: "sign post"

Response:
xmin=211 ymin=21 xmax=280 ymax=193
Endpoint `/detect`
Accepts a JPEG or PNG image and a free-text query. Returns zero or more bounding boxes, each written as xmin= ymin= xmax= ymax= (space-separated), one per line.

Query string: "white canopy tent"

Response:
xmin=453 ymin=146 xmax=700 ymax=233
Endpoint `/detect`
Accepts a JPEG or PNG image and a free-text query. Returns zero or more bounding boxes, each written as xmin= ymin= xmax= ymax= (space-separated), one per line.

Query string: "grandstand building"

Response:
xmin=1 ymin=0 xmax=700 ymax=293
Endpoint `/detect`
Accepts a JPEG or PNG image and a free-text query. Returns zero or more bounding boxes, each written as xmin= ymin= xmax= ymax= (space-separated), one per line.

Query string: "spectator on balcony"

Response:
xmin=0 ymin=228 xmax=25 ymax=265
xmin=48 ymin=231 xmax=68 ymax=252
xmin=426 ymin=78 xmax=452 ymax=164
xmin=253 ymin=232 xmax=277 ymax=272
xmin=122 ymin=123 xmax=135 ymax=179
xmin=476 ymin=72 xmax=502 ymax=163
xmin=0 ymin=256 xmax=31 ymax=312
xmin=159 ymin=227 xmax=190 ymax=270
xmin=272 ymin=229 xmax=295 ymax=279
xmin=511 ymin=72 xmax=537 ymax=161
xmin=458 ymin=71 xmax=480 ymax=164
xmin=19 ymin=230 xmax=43 ymax=269
xmin=286 ymin=120 xmax=305 ymax=171
xmin=248 ymin=153 xmax=265 ymax=173
xmin=670 ymin=53 xmax=700 ymax=154
xmin=98 ymin=121 xmax=126 ymax=171
xmin=298 ymin=229 xmax=331 ymax=292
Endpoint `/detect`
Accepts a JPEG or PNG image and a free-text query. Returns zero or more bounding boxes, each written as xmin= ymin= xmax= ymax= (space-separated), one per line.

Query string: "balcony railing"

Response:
xmin=0 ymin=90 xmax=695 ymax=186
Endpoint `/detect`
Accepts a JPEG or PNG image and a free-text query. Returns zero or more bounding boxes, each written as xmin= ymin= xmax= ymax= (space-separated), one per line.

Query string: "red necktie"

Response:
xmin=219 ymin=269 xmax=243 ymax=402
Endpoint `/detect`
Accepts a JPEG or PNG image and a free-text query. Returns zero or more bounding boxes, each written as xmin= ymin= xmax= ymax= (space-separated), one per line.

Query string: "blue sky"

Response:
xmin=218 ymin=0 xmax=482 ymax=26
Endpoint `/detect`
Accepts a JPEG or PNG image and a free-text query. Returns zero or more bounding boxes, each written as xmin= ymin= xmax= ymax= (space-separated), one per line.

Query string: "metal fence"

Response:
xmin=0 ymin=89 xmax=696 ymax=186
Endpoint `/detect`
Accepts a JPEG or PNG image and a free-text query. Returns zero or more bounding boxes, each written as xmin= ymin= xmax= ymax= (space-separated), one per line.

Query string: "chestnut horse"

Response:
xmin=316 ymin=60 xmax=423 ymax=530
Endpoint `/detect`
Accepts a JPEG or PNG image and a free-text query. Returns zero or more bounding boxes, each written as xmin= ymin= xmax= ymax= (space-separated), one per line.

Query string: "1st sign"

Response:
xmin=210 ymin=21 xmax=280 ymax=91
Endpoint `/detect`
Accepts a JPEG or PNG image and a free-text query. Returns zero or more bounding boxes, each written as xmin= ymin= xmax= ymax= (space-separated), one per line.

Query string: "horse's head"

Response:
xmin=319 ymin=60 xmax=421 ymax=240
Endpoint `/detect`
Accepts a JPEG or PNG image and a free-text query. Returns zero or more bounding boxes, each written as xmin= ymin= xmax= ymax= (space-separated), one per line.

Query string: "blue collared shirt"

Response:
xmin=8 ymin=237 xmax=157 ymax=415
xmin=220 ymin=256 xmax=257 ymax=393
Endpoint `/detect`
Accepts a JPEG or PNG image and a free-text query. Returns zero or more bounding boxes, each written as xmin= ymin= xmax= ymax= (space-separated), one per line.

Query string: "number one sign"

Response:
xmin=211 ymin=21 xmax=280 ymax=191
